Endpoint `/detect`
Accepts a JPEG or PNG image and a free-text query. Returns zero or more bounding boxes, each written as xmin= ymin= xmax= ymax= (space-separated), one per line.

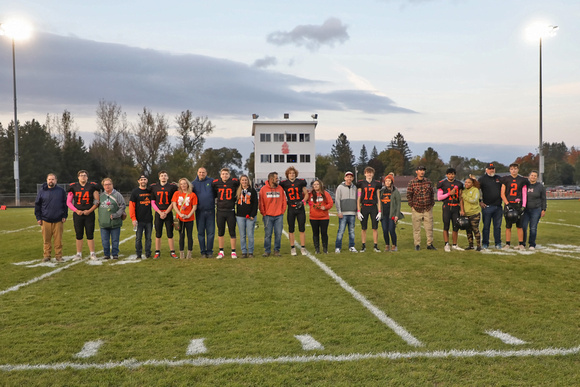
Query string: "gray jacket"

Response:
xmin=526 ymin=182 xmax=547 ymax=211
xmin=335 ymin=182 xmax=357 ymax=216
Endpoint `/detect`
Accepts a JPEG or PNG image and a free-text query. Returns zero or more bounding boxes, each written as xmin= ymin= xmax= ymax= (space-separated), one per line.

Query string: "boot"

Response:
xmin=313 ymin=235 xmax=320 ymax=254
xmin=322 ymin=243 xmax=328 ymax=254
xmin=187 ymin=250 xmax=192 ymax=259
xmin=180 ymin=251 xmax=185 ymax=259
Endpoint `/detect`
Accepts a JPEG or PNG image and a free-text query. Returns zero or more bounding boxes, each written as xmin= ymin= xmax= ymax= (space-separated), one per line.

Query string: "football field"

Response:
xmin=1 ymin=201 xmax=579 ymax=385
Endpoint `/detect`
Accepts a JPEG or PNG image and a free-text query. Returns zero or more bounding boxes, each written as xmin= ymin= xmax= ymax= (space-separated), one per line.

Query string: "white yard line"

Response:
xmin=2 ymin=345 xmax=579 ymax=371
xmin=541 ymin=221 xmax=580 ymax=229
xmin=74 ymin=340 xmax=105 ymax=358
xmin=284 ymin=231 xmax=423 ymax=347
xmin=0 ymin=225 xmax=37 ymax=234
xmin=485 ymin=330 xmax=527 ymax=345
xmin=295 ymin=335 xmax=324 ymax=351
xmin=1 ymin=235 xmax=135 ymax=296
xmin=186 ymin=339 xmax=208 ymax=355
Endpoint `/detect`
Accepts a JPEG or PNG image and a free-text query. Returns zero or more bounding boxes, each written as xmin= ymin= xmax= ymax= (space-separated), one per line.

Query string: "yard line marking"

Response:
xmin=485 ymin=330 xmax=527 ymax=345
xmin=186 ymin=339 xmax=208 ymax=355
xmin=0 ymin=225 xmax=37 ymax=234
xmin=284 ymin=231 xmax=423 ymax=347
xmin=542 ymin=221 xmax=580 ymax=229
xmin=1 ymin=235 xmax=135 ymax=296
xmin=295 ymin=335 xmax=324 ymax=351
xmin=2 ymin=345 xmax=579 ymax=371
xmin=74 ymin=340 xmax=105 ymax=358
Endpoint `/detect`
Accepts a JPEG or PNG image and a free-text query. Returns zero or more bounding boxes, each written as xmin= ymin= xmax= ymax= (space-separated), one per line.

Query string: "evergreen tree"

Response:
xmin=330 ymin=133 xmax=355 ymax=173
xmin=357 ymin=144 xmax=368 ymax=170
xmin=388 ymin=132 xmax=413 ymax=174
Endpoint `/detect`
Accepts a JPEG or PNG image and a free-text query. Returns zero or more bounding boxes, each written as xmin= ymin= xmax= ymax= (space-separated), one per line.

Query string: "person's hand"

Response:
xmin=337 ymin=213 xmax=343 ymax=219
xmin=160 ymin=212 xmax=167 ymax=219
xmin=375 ymin=212 xmax=382 ymax=221
xmin=37 ymin=220 xmax=42 ymax=226
xmin=357 ymin=212 xmax=363 ymax=221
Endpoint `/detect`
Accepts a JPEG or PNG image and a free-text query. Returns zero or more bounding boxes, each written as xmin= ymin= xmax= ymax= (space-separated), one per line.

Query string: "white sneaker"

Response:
xmin=89 ymin=252 xmax=97 ymax=260
xmin=300 ymin=248 xmax=307 ymax=256
xmin=216 ymin=252 xmax=224 ymax=259
xmin=452 ymin=245 xmax=464 ymax=251
xmin=444 ymin=244 xmax=451 ymax=252
xmin=73 ymin=253 xmax=82 ymax=261
xmin=231 ymin=252 xmax=237 ymax=259
xmin=291 ymin=247 xmax=297 ymax=256
xmin=373 ymin=247 xmax=381 ymax=253
xmin=335 ymin=248 xmax=341 ymax=253
xmin=515 ymin=245 xmax=525 ymax=251
xmin=349 ymin=247 xmax=358 ymax=253
xmin=502 ymin=245 xmax=511 ymax=250
xmin=529 ymin=246 xmax=535 ymax=251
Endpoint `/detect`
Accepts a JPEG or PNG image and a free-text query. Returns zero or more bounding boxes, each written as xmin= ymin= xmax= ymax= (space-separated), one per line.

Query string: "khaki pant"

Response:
xmin=411 ymin=208 xmax=434 ymax=247
xmin=42 ymin=221 xmax=64 ymax=259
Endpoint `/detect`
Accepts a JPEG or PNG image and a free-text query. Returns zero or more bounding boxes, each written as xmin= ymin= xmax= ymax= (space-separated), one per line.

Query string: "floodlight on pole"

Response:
xmin=0 ymin=19 xmax=32 ymax=207
xmin=525 ymin=23 xmax=558 ymax=183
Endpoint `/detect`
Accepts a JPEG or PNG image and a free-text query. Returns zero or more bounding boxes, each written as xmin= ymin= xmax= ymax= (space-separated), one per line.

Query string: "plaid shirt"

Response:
xmin=407 ymin=177 xmax=434 ymax=213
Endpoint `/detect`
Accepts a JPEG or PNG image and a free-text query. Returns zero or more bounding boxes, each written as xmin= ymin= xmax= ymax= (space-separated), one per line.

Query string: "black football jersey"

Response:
xmin=212 ymin=178 xmax=240 ymax=211
xmin=150 ymin=182 xmax=178 ymax=211
xmin=67 ymin=182 xmax=99 ymax=211
xmin=279 ymin=178 xmax=307 ymax=205
xmin=356 ymin=179 xmax=382 ymax=206
xmin=437 ymin=179 xmax=463 ymax=205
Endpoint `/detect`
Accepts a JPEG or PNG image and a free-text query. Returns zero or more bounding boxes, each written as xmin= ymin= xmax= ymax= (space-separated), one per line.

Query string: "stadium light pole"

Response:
xmin=0 ymin=20 xmax=32 ymax=206
xmin=526 ymin=23 xmax=558 ymax=183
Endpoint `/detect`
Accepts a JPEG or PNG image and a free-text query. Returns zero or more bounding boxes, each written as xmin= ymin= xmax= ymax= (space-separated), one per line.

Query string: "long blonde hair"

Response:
xmin=178 ymin=178 xmax=192 ymax=194
xmin=236 ymin=175 xmax=252 ymax=201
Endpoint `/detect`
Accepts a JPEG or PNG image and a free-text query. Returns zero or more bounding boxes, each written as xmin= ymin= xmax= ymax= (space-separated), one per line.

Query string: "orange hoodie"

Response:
xmin=259 ymin=181 xmax=287 ymax=217
xmin=308 ymin=190 xmax=334 ymax=220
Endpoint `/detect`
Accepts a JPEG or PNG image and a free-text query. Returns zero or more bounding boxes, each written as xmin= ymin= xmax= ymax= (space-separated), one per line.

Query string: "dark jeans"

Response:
xmin=178 ymin=220 xmax=195 ymax=251
xmin=135 ymin=222 xmax=152 ymax=257
xmin=310 ymin=219 xmax=329 ymax=251
xmin=481 ymin=204 xmax=502 ymax=248
xmin=196 ymin=209 xmax=215 ymax=255
xmin=101 ymin=227 xmax=121 ymax=257
xmin=522 ymin=207 xmax=542 ymax=247
xmin=380 ymin=216 xmax=397 ymax=246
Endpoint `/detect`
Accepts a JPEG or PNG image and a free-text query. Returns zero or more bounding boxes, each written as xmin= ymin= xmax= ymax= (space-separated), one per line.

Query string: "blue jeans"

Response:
xmin=522 ymin=207 xmax=542 ymax=247
xmin=335 ymin=215 xmax=356 ymax=249
xmin=135 ymin=222 xmax=152 ymax=257
xmin=481 ymin=205 xmax=502 ymax=248
xmin=196 ymin=209 xmax=215 ymax=255
xmin=380 ymin=216 xmax=397 ymax=246
xmin=263 ymin=214 xmax=283 ymax=253
xmin=236 ymin=216 xmax=256 ymax=254
xmin=101 ymin=227 xmax=121 ymax=257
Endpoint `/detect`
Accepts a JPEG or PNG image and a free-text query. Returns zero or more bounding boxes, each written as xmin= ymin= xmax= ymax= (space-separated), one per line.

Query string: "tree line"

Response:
xmin=1 ymin=102 xmax=579 ymax=195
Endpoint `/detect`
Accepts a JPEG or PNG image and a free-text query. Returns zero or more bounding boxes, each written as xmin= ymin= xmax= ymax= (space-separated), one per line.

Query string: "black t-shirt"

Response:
xmin=212 ymin=177 xmax=240 ymax=211
xmin=130 ymin=187 xmax=153 ymax=222
xmin=356 ymin=179 xmax=382 ymax=206
xmin=67 ymin=182 xmax=100 ymax=211
xmin=478 ymin=173 xmax=502 ymax=206
xmin=279 ymin=178 xmax=307 ymax=205
xmin=150 ymin=182 xmax=178 ymax=211
xmin=437 ymin=179 xmax=463 ymax=206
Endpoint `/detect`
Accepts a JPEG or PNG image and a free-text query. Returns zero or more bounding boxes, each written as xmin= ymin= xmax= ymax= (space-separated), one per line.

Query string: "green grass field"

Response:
xmin=1 ymin=201 xmax=579 ymax=386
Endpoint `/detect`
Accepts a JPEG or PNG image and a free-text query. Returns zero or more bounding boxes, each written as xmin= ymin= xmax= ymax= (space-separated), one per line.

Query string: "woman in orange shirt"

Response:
xmin=171 ymin=178 xmax=198 ymax=259
xmin=308 ymin=179 xmax=334 ymax=254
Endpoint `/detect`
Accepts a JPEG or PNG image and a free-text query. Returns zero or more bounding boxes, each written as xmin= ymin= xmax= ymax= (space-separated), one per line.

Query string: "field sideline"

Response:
xmin=1 ymin=201 xmax=579 ymax=385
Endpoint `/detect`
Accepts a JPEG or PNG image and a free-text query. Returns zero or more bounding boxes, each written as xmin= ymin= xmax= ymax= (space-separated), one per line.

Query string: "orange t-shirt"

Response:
xmin=171 ymin=191 xmax=198 ymax=222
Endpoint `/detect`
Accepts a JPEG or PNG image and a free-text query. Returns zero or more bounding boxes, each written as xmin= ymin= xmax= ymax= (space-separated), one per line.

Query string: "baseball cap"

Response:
xmin=345 ymin=171 xmax=354 ymax=177
xmin=416 ymin=165 xmax=426 ymax=171
xmin=486 ymin=163 xmax=495 ymax=169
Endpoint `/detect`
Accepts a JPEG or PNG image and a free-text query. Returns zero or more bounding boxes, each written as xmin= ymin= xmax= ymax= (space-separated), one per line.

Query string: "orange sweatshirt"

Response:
xmin=259 ymin=181 xmax=287 ymax=217
xmin=308 ymin=190 xmax=334 ymax=220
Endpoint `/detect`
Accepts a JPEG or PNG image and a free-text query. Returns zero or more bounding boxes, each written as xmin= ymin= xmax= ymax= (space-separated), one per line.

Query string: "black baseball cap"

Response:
xmin=486 ymin=163 xmax=495 ymax=169
xmin=416 ymin=165 xmax=426 ymax=171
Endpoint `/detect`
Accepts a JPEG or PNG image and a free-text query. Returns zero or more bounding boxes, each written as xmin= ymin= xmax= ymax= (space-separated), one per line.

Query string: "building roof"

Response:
xmin=251 ymin=121 xmax=317 ymax=136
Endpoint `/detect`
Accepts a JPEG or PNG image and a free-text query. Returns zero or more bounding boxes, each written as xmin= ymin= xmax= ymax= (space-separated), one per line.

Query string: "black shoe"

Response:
xmin=315 ymin=249 xmax=320 ymax=254
xmin=415 ymin=245 xmax=420 ymax=251
xmin=427 ymin=244 xmax=437 ymax=250
xmin=104 ymin=256 xmax=111 ymax=260
xmin=113 ymin=255 xmax=119 ymax=259
xmin=476 ymin=246 xmax=482 ymax=251
xmin=465 ymin=246 xmax=474 ymax=251
xmin=136 ymin=255 xmax=142 ymax=259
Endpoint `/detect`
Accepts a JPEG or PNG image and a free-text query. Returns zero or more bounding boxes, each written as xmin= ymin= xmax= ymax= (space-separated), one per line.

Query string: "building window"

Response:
xmin=273 ymin=133 xmax=285 ymax=142
xmin=285 ymin=133 xmax=297 ymax=142
xmin=299 ymin=133 xmax=310 ymax=142
xmin=260 ymin=133 xmax=271 ymax=142
xmin=286 ymin=154 xmax=297 ymax=163
xmin=260 ymin=154 xmax=271 ymax=163
xmin=274 ymin=154 xmax=285 ymax=163
xmin=300 ymin=154 xmax=311 ymax=163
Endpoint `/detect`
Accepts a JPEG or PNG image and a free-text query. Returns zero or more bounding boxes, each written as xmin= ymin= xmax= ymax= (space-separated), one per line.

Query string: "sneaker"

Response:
xmin=385 ymin=246 xmax=390 ymax=252
xmin=153 ymin=251 xmax=161 ymax=259
xmin=482 ymin=244 xmax=489 ymax=250
xmin=391 ymin=246 xmax=398 ymax=252
xmin=170 ymin=251 xmax=179 ymax=259
xmin=444 ymin=244 xmax=451 ymax=252
xmin=315 ymin=249 xmax=320 ymax=254
xmin=516 ymin=245 xmax=525 ymax=251
xmin=103 ymin=256 xmax=111 ymax=260
xmin=42 ymin=257 xmax=51 ymax=262
xmin=464 ymin=246 xmax=474 ymax=251
xmin=502 ymin=245 xmax=511 ymax=250
xmin=216 ymin=252 xmax=224 ymax=259
xmin=476 ymin=246 xmax=482 ymax=251
xmin=112 ymin=256 xmax=119 ymax=260
xmin=73 ymin=253 xmax=83 ymax=261
xmin=373 ymin=247 xmax=381 ymax=253
xmin=56 ymin=257 xmax=63 ymax=262
xmin=136 ymin=255 xmax=142 ymax=260
xmin=360 ymin=247 xmax=366 ymax=253
xmin=248 ymin=254 xmax=254 ymax=258
xmin=495 ymin=244 xmax=502 ymax=250
xmin=273 ymin=251 xmax=281 ymax=257
xmin=291 ymin=247 xmax=297 ymax=256
xmin=300 ymin=247 xmax=307 ymax=256
xmin=335 ymin=248 xmax=341 ymax=253
xmin=262 ymin=252 xmax=270 ymax=257
xmin=415 ymin=245 xmax=420 ymax=251
xmin=231 ymin=252 xmax=237 ymax=259
xmin=529 ymin=246 xmax=536 ymax=251
xmin=242 ymin=253 xmax=248 ymax=258
xmin=452 ymin=245 xmax=464 ymax=251
xmin=90 ymin=252 xmax=97 ymax=260
xmin=427 ymin=244 xmax=437 ymax=250
xmin=349 ymin=247 xmax=358 ymax=253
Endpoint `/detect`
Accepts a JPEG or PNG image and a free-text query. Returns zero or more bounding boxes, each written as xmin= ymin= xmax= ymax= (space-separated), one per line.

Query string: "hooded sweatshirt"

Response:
xmin=259 ymin=181 xmax=286 ymax=217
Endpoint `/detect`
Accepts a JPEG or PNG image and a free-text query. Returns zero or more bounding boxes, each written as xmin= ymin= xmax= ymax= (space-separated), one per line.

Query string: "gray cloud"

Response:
xmin=266 ymin=18 xmax=349 ymax=51
xmin=0 ymin=33 xmax=413 ymax=123
xmin=252 ymin=56 xmax=278 ymax=68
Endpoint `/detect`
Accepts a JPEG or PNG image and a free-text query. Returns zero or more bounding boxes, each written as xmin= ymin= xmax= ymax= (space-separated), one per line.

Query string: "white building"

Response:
xmin=252 ymin=118 xmax=317 ymax=185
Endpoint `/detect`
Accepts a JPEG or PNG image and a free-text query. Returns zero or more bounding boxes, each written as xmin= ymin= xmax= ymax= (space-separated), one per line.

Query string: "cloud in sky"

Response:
xmin=0 ymin=32 xmax=413 ymax=123
xmin=266 ymin=18 xmax=349 ymax=51
xmin=252 ymin=56 xmax=278 ymax=69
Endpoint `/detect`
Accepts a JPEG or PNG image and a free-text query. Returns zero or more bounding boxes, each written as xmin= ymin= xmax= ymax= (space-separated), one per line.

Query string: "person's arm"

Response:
xmin=86 ymin=189 xmax=100 ymax=215
xmin=541 ymin=185 xmax=547 ymax=216
xmin=437 ymin=188 xmax=450 ymax=201
xmin=302 ymin=186 xmax=309 ymax=205
xmin=406 ymin=182 xmax=413 ymax=207
xmin=521 ymin=185 xmax=527 ymax=208
xmin=67 ymin=192 xmax=78 ymax=213
xmin=500 ymin=184 xmax=508 ymax=206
